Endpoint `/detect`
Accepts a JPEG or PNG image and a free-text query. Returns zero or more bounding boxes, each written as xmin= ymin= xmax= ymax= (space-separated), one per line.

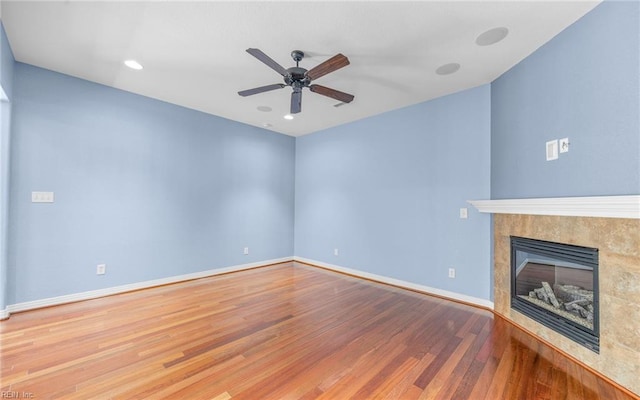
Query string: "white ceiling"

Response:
xmin=1 ymin=1 xmax=600 ymax=136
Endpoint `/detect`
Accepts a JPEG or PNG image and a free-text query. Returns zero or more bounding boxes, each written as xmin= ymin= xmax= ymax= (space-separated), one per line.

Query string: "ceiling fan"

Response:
xmin=238 ymin=49 xmax=354 ymax=114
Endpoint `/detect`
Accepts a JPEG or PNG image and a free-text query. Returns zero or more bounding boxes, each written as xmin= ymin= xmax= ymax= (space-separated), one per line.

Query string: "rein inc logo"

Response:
xmin=1 ymin=392 xmax=34 ymax=399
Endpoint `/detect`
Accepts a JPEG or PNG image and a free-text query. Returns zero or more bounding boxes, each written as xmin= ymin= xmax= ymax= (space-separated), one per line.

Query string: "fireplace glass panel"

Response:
xmin=514 ymin=251 xmax=594 ymax=330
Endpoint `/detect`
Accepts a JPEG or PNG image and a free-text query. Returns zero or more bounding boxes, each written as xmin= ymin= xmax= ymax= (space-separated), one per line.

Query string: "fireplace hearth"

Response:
xmin=511 ymin=236 xmax=599 ymax=352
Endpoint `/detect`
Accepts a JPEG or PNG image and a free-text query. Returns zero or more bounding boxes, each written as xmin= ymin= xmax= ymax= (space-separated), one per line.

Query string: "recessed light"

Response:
xmin=124 ymin=60 xmax=143 ymax=70
xmin=283 ymin=114 xmax=294 ymax=120
xmin=476 ymin=27 xmax=509 ymax=46
xmin=262 ymin=123 xmax=272 ymax=128
xmin=257 ymin=106 xmax=272 ymax=112
xmin=436 ymin=63 xmax=461 ymax=76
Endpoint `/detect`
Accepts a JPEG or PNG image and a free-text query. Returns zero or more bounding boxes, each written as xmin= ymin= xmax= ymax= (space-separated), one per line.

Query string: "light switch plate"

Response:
xmin=32 ymin=191 xmax=54 ymax=203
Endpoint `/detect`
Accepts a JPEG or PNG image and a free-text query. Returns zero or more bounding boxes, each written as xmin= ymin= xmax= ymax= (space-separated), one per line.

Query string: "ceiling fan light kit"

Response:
xmin=238 ymin=49 xmax=354 ymax=115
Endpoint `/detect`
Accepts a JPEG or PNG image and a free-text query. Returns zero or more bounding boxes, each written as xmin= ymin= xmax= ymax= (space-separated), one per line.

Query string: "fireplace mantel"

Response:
xmin=468 ymin=195 xmax=640 ymax=219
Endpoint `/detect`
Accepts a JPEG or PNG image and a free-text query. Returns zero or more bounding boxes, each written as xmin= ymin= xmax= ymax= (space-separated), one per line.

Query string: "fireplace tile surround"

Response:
xmin=493 ymin=213 xmax=639 ymax=396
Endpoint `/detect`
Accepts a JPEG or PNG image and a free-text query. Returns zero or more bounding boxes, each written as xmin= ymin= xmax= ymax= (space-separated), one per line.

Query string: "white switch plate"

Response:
xmin=32 ymin=191 xmax=54 ymax=203
xmin=97 ymin=264 xmax=106 ymax=275
xmin=243 ymin=247 xmax=249 ymax=255
xmin=559 ymin=137 xmax=569 ymax=153
xmin=459 ymin=208 xmax=468 ymax=219
xmin=448 ymin=268 xmax=456 ymax=278
xmin=334 ymin=248 xmax=339 ymax=256
xmin=546 ymin=140 xmax=558 ymax=161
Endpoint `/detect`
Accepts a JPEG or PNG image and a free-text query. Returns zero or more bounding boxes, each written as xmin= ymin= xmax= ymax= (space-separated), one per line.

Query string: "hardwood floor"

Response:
xmin=1 ymin=262 xmax=637 ymax=399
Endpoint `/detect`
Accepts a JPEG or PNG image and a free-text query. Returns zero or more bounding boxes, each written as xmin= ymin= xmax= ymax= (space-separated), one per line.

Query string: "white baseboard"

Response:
xmin=294 ymin=256 xmax=494 ymax=310
xmin=4 ymin=257 xmax=293 ymax=318
xmin=1 ymin=256 xmax=494 ymax=320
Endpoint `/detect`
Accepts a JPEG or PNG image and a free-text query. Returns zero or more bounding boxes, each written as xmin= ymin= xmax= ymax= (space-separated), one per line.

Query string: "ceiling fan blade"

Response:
xmin=238 ymin=83 xmax=285 ymax=97
xmin=306 ymin=53 xmax=350 ymax=81
xmin=246 ymin=48 xmax=288 ymax=77
xmin=291 ymin=90 xmax=302 ymax=114
xmin=309 ymin=84 xmax=354 ymax=104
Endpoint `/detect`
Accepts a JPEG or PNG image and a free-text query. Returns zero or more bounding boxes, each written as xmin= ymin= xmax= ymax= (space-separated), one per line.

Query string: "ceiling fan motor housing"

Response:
xmin=285 ymin=67 xmax=309 ymax=86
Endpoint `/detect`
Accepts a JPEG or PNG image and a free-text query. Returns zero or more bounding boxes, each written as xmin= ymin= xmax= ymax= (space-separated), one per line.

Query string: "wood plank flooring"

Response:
xmin=1 ymin=262 xmax=637 ymax=399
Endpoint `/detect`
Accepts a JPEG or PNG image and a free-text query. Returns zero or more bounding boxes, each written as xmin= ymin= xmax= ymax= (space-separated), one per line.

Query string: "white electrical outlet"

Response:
xmin=559 ymin=137 xmax=570 ymax=153
xmin=334 ymin=248 xmax=339 ymax=256
xmin=243 ymin=247 xmax=249 ymax=255
xmin=97 ymin=264 xmax=106 ymax=275
xmin=448 ymin=268 xmax=456 ymax=278
xmin=459 ymin=208 xmax=468 ymax=219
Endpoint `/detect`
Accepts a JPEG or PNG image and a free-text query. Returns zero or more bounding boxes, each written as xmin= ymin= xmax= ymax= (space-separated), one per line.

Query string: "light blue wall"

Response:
xmin=8 ymin=63 xmax=295 ymax=304
xmin=0 ymin=21 xmax=15 ymax=313
xmin=295 ymin=85 xmax=492 ymax=300
xmin=491 ymin=1 xmax=640 ymax=198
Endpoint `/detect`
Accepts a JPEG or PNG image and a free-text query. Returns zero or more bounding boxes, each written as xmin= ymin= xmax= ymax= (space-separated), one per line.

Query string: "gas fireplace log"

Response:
xmin=586 ymin=303 xmax=594 ymax=322
xmin=534 ymin=288 xmax=549 ymax=303
xmin=565 ymin=302 xmax=590 ymax=318
xmin=564 ymin=299 xmax=590 ymax=308
xmin=553 ymin=284 xmax=593 ymax=303
xmin=541 ymin=282 xmax=560 ymax=308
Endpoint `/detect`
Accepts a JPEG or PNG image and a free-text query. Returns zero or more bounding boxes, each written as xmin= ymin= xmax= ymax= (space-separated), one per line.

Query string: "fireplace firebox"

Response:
xmin=511 ymin=236 xmax=599 ymax=352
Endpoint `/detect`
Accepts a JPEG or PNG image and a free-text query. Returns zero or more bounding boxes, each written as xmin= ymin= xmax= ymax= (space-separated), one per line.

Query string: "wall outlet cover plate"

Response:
xmin=546 ymin=140 xmax=559 ymax=161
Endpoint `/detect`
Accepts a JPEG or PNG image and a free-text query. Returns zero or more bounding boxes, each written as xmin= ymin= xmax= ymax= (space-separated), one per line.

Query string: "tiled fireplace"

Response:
xmin=471 ymin=196 xmax=640 ymax=396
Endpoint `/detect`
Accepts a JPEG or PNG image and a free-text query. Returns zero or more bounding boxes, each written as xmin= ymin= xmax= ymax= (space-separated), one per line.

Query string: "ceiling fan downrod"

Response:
xmin=291 ymin=50 xmax=304 ymax=67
